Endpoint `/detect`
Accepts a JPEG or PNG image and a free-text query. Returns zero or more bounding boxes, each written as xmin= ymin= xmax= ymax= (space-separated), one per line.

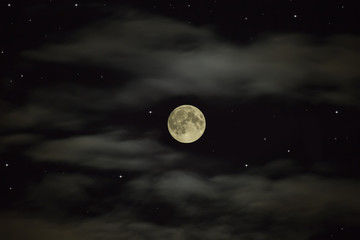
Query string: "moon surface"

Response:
xmin=168 ymin=105 xmax=206 ymax=143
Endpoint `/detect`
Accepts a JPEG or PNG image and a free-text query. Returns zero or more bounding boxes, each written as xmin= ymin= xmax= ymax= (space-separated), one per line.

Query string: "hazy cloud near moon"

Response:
xmin=26 ymin=131 xmax=182 ymax=171
xmin=24 ymin=11 xmax=360 ymax=107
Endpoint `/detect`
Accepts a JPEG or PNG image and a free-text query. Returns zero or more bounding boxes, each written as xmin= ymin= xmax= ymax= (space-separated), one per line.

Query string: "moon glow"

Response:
xmin=168 ymin=105 xmax=206 ymax=143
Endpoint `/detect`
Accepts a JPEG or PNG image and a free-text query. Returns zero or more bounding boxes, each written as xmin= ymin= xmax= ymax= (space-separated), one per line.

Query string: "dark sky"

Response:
xmin=1 ymin=1 xmax=360 ymax=239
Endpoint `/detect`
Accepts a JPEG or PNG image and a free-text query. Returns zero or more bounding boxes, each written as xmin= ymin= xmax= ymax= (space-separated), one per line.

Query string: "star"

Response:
xmin=149 ymin=110 xmax=152 ymax=114
xmin=245 ymin=164 xmax=249 ymax=167
xmin=75 ymin=3 xmax=78 ymax=7
xmin=5 ymin=163 xmax=9 ymax=167
xmin=7 ymin=3 xmax=11 ymax=7
xmin=119 ymin=175 xmax=123 ymax=178
xmin=335 ymin=110 xmax=339 ymax=114
xmin=9 ymin=187 xmax=13 ymax=190
xmin=263 ymin=137 xmax=267 ymax=141
xmin=294 ymin=14 xmax=298 ymax=18
xmin=287 ymin=149 xmax=291 ymax=153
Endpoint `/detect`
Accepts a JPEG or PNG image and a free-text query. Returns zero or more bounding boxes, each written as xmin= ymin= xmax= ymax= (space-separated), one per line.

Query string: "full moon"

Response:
xmin=167 ymin=105 xmax=206 ymax=143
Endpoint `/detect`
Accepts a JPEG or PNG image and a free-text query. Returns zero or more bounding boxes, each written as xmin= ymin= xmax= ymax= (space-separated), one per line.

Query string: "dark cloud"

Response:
xmin=0 ymin=103 xmax=85 ymax=130
xmin=0 ymin=213 xmax=88 ymax=240
xmin=23 ymin=12 xmax=360 ymax=107
xmin=26 ymin=174 xmax=95 ymax=214
xmin=124 ymin=170 xmax=360 ymax=239
xmin=0 ymin=133 xmax=42 ymax=152
xmin=2 ymin=169 xmax=359 ymax=240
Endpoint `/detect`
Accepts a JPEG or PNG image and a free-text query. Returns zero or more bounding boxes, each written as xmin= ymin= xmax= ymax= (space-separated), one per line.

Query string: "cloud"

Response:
xmin=26 ymin=131 xmax=182 ymax=171
xmin=23 ymin=12 xmax=360 ymax=107
xmin=0 ymin=213 xmax=88 ymax=240
xmin=123 ymin=170 xmax=360 ymax=239
xmin=0 ymin=133 xmax=42 ymax=152
xmin=4 ymin=169 xmax=359 ymax=240
xmin=0 ymin=103 xmax=85 ymax=130
xmin=126 ymin=171 xmax=216 ymax=205
xmin=26 ymin=174 xmax=95 ymax=215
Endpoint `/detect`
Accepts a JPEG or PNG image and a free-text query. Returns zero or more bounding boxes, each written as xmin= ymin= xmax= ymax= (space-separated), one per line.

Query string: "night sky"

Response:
xmin=1 ymin=1 xmax=360 ymax=239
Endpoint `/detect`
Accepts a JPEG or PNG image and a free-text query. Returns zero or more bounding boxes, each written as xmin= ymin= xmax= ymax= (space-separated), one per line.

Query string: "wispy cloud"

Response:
xmin=26 ymin=130 xmax=182 ymax=171
xmin=2 ymin=169 xmax=360 ymax=240
xmin=23 ymin=12 xmax=360 ymax=107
